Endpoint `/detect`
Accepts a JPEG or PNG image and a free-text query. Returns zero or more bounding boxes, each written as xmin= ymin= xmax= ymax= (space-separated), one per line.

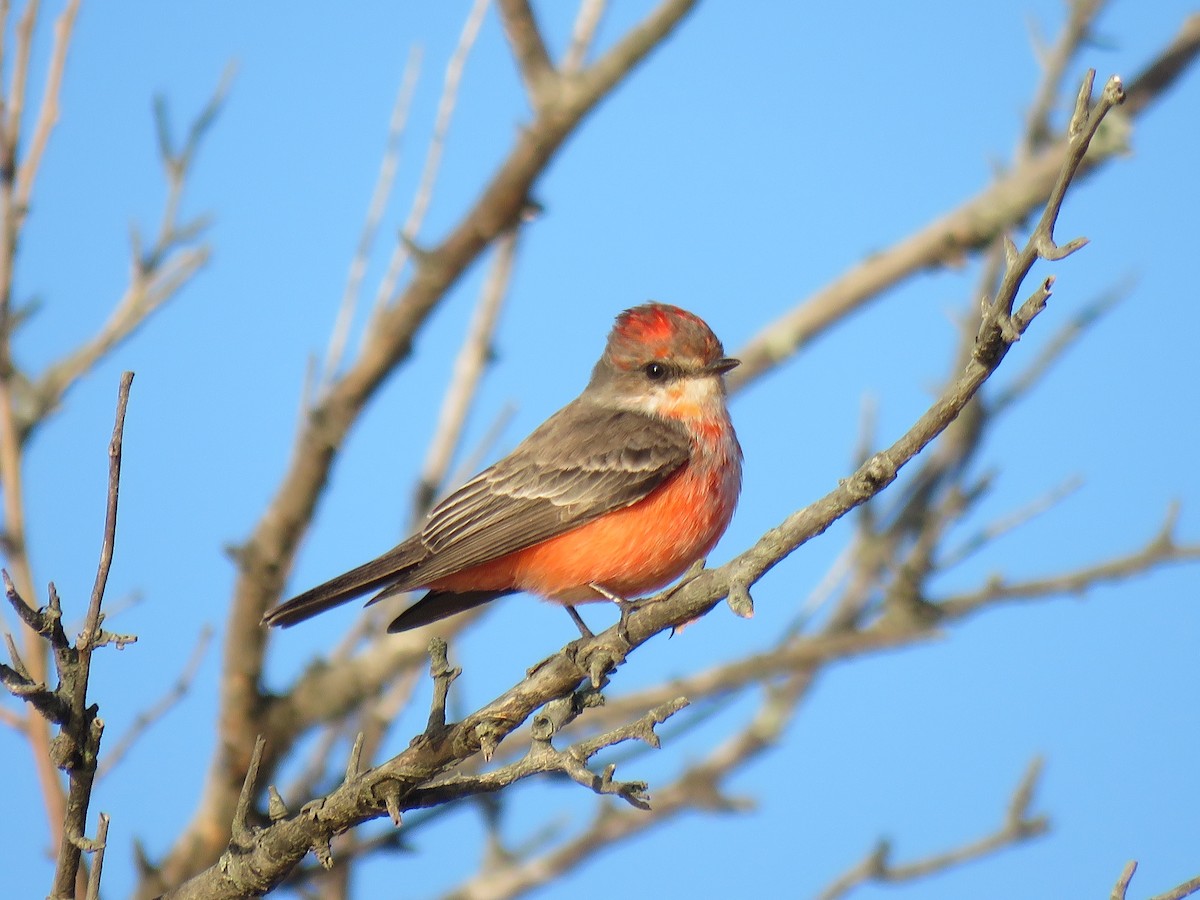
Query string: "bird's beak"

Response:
xmin=708 ymin=357 xmax=740 ymax=375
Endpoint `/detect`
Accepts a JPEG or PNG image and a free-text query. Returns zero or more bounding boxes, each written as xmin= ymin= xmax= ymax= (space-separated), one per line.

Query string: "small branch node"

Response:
xmin=266 ymin=786 xmax=290 ymax=821
xmin=425 ymin=637 xmax=461 ymax=734
xmin=345 ymin=731 xmax=365 ymax=782
xmin=726 ymin=581 xmax=754 ymax=618
xmin=399 ymin=231 xmax=431 ymax=263
xmin=1069 ymin=68 xmax=1097 ymax=138
xmin=1040 ymin=233 xmax=1089 ymax=261
xmin=1007 ymin=755 xmax=1044 ymax=825
xmin=92 ymin=629 xmax=137 ymax=650
xmin=69 ymin=830 xmax=105 ymax=852
xmin=845 ymin=452 xmax=898 ymax=500
xmin=231 ymin=735 xmax=266 ymax=845
xmin=313 ymin=834 xmax=335 ymax=869
xmin=1153 ymin=501 xmax=1182 ymax=550
xmin=1002 ymin=233 xmax=1020 ymax=268
xmin=382 ymin=783 xmax=404 ymax=827
xmin=4 ymin=631 xmax=31 ymax=679
xmin=475 ymin=720 xmax=506 ymax=763
xmin=529 ymin=712 xmax=556 ymax=744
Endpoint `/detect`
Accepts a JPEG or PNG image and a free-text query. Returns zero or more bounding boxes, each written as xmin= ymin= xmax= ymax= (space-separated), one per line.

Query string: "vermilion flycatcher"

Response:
xmin=262 ymin=303 xmax=742 ymax=634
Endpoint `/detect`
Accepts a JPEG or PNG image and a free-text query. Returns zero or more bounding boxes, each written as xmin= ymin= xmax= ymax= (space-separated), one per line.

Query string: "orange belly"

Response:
xmin=429 ymin=454 xmax=739 ymax=604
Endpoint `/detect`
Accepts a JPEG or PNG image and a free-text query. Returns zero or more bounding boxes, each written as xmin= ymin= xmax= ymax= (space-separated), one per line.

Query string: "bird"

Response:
xmin=261 ymin=302 xmax=742 ymax=635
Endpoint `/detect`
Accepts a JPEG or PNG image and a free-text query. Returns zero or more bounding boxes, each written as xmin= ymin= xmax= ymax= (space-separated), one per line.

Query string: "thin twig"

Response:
xmin=562 ymin=0 xmax=607 ymax=74
xmin=14 ymin=0 xmax=81 ymax=211
xmin=84 ymin=812 xmax=111 ymax=900
xmin=938 ymin=475 xmax=1084 ymax=568
xmin=322 ymin=46 xmax=423 ymax=387
xmin=939 ymin=508 xmax=1200 ymax=614
xmin=26 ymin=70 xmax=229 ymax=438
xmin=412 ymin=227 xmax=521 ymax=524
xmin=1113 ymin=861 xmax=1139 ymax=900
xmin=1018 ymin=0 xmax=1107 ymax=160
xmin=49 ymin=372 xmax=133 ymax=898
xmin=816 ymin=759 xmax=1048 ymax=900
xmin=369 ymin=0 xmax=490 ymax=321
xmin=990 ymin=276 xmax=1132 ymax=414
xmin=0 ymin=0 xmax=71 ymax=853
xmin=1150 ymin=874 xmax=1200 ymax=900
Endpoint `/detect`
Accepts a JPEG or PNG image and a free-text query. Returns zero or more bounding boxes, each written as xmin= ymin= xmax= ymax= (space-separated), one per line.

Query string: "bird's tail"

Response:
xmin=261 ymin=541 xmax=424 ymax=628
xmin=386 ymin=589 xmax=511 ymax=633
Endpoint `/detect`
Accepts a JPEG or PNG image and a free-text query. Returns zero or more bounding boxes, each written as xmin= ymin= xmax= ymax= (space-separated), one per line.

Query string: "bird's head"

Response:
xmin=587 ymin=303 xmax=739 ymax=421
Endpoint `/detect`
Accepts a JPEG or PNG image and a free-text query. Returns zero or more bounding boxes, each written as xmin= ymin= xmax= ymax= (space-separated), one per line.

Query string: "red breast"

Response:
xmin=429 ymin=412 xmax=741 ymax=604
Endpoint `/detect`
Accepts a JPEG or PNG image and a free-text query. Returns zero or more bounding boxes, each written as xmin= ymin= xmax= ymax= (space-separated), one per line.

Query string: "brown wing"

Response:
xmin=263 ymin=401 xmax=688 ymax=629
xmin=389 ymin=401 xmax=691 ymax=587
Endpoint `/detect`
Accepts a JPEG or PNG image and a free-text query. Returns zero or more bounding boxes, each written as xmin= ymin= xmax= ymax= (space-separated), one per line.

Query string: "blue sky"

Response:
xmin=2 ymin=2 xmax=1198 ymax=898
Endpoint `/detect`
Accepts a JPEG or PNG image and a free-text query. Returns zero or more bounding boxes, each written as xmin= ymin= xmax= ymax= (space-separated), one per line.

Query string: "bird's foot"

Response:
xmin=615 ymin=559 xmax=710 ymax=639
xmin=524 ymin=605 xmax=620 ymax=681
xmin=566 ymin=631 xmax=630 ymax=689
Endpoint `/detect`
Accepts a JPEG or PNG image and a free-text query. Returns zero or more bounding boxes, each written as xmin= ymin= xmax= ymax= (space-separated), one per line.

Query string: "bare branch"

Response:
xmin=14 ymin=0 xmax=80 ymax=212
xmin=727 ymin=19 xmax=1200 ymax=395
xmin=989 ymin=276 xmax=1131 ymax=414
xmin=25 ymin=71 xmax=229 ymax=436
xmin=1018 ymin=0 xmax=1107 ymax=159
xmin=369 ymin=0 xmax=489 ymax=322
xmin=231 ymin=735 xmax=266 ymax=847
xmin=1151 ymin=874 xmax=1200 ymax=900
xmin=816 ymin=758 xmax=1049 ymax=900
xmin=83 ymin=812 xmax=110 ymax=900
xmin=424 ymin=637 xmax=461 ymax=737
xmin=1121 ymin=13 xmax=1200 ymax=120
xmin=441 ymin=678 xmax=800 ymax=900
xmin=496 ymin=0 xmax=557 ymax=109
xmin=412 ymin=227 xmax=521 ymax=521
xmin=562 ymin=0 xmax=607 ymax=74
xmin=50 ymin=371 xmax=134 ymax=899
xmin=938 ymin=475 xmax=1084 ymax=569
xmin=1113 ymin=861 xmax=1139 ymax=900
xmin=409 ymin=697 xmax=687 ymax=814
xmin=1115 ymin=862 xmax=1200 ymax=900
xmin=939 ymin=507 xmax=1200 ymax=615
xmin=323 ymin=46 xmax=423 ymax=385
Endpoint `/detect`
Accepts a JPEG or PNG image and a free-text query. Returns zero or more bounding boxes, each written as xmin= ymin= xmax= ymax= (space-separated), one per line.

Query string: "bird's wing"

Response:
xmin=263 ymin=403 xmax=689 ymax=629
xmin=396 ymin=402 xmax=691 ymax=587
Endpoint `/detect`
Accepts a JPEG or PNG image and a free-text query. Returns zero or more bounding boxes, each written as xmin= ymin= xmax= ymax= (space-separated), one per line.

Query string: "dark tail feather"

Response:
xmin=386 ymin=589 xmax=511 ymax=633
xmin=262 ymin=541 xmax=424 ymax=628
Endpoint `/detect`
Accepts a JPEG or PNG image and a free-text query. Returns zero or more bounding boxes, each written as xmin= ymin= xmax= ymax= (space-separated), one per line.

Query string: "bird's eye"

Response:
xmin=643 ymin=362 xmax=668 ymax=381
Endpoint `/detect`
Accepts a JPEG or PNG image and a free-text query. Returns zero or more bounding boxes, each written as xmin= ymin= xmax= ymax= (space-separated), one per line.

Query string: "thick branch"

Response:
xmin=496 ymin=0 xmax=557 ymax=110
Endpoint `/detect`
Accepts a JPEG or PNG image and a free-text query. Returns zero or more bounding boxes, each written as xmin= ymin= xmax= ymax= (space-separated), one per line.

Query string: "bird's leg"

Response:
xmin=587 ymin=582 xmax=627 ymax=605
xmin=586 ymin=582 xmax=642 ymax=644
xmin=564 ymin=605 xmax=595 ymax=639
xmin=558 ymin=586 xmax=638 ymax=688
xmin=614 ymin=558 xmax=709 ymax=640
